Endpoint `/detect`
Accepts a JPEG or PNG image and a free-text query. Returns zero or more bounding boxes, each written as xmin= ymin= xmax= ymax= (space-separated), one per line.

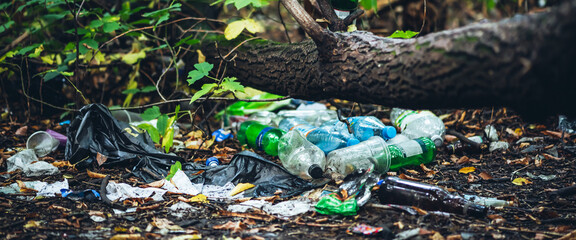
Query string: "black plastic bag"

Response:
xmin=65 ymin=104 xmax=182 ymax=175
xmin=66 ymin=104 xmax=317 ymax=198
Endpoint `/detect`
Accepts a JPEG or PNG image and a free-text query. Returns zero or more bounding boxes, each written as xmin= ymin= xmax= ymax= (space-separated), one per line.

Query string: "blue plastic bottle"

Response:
xmin=324 ymin=116 xmax=397 ymax=142
xmin=279 ymin=118 xmax=360 ymax=154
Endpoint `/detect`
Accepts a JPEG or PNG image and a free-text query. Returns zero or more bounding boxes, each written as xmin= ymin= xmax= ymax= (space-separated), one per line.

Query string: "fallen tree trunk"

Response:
xmin=210 ymin=0 xmax=576 ymax=118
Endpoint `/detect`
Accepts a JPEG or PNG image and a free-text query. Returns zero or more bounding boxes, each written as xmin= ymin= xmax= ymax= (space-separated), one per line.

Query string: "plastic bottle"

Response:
xmin=325 ymin=136 xmax=391 ymax=177
xmin=388 ymin=137 xmax=437 ymax=171
xmin=324 ymin=116 xmax=397 ymax=142
xmin=236 ymin=120 xmax=258 ymax=146
xmin=279 ymin=118 xmax=360 ymax=154
xmin=206 ymin=157 xmax=220 ymax=167
xmin=274 ymin=109 xmax=338 ymax=127
xmin=277 ymin=131 xmax=326 ymax=180
xmin=386 ymin=134 xmax=410 ymax=145
xmin=391 ymin=108 xmax=445 ymax=147
xmin=247 ymin=111 xmax=278 ymax=127
xmin=237 ymin=121 xmax=285 ymax=156
xmin=445 ymin=136 xmax=485 ymax=154
xmin=217 ymin=93 xmax=291 ymax=127
xmin=377 ymin=177 xmax=488 ymax=218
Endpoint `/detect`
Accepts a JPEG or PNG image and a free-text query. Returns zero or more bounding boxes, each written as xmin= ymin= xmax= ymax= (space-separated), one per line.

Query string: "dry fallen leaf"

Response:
xmin=398 ymin=173 xmax=421 ymax=181
xmin=141 ymin=179 xmax=165 ymax=188
xmin=109 ymin=234 xmax=145 ymax=240
xmin=52 ymin=161 xmax=73 ymax=168
xmin=479 ymin=172 xmax=493 ymax=180
xmin=458 ymin=167 xmax=476 ymax=174
xmin=87 ymin=169 xmax=107 ymax=179
xmin=507 ymin=157 xmax=530 ymax=165
xmin=229 ymin=183 xmax=255 ymax=196
xmin=213 ymin=221 xmax=246 ymax=233
xmin=467 ymin=174 xmax=478 ymax=183
xmin=512 ymin=177 xmax=532 ymax=185
xmin=15 ymin=126 xmax=28 ymax=136
xmin=456 ymin=156 xmax=470 ymax=164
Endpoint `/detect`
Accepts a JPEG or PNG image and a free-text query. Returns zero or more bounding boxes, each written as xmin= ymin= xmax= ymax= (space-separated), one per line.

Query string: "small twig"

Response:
xmin=446 ymin=129 xmax=482 ymax=149
xmin=336 ymin=109 xmax=353 ymax=134
xmin=278 ymin=0 xmax=292 ymax=43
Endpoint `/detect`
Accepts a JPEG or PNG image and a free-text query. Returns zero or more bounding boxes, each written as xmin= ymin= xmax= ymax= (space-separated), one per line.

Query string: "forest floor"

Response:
xmin=0 ymin=106 xmax=575 ymax=240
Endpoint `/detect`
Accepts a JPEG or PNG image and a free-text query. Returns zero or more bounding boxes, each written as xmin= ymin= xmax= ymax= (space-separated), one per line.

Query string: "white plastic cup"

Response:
xmin=26 ymin=131 xmax=60 ymax=157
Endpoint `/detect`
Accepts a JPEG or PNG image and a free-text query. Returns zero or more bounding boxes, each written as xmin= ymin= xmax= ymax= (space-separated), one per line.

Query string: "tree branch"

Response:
xmin=280 ymin=0 xmax=333 ymax=44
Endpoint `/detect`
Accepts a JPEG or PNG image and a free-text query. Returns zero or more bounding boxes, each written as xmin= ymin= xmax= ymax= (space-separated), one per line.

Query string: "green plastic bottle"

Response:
xmin=238 ymin=121 xmax=285 ymax=156
xmin=388 ymin=137 xmax=437 ymax=171
xmin=330 ymin=0 xmax=358 ymax=19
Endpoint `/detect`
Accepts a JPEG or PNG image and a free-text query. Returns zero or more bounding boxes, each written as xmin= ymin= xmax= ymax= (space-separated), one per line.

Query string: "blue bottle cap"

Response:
xmin=380 ymin=126 xmax=397 ymax=140
xmin=206 ymin=157 xmax=220 ymax=167
xmin=347 ymin=138 xmax=360 ymax=146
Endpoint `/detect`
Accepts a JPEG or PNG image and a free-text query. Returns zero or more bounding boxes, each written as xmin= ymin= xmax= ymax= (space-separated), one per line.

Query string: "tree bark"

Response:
xmin=211 ymin=0 xmax=576 ymax=118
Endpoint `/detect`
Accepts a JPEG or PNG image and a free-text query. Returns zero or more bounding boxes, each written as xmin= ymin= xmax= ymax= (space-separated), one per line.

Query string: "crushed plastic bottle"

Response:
xmin=391 ymin=108 xmax=445 ymax=147
xmin=377 ymin=177 xmax=487 ymax=218
xmin=323 ymin=116 xmax=397 ymax=142
xmin=325 ymin=136 xmax=391 ymax=177
xmin=277 ymin=131 xmax=326 ymax=180
xmin=236 ymin=121 xmax=285 ymax=156
xmin=217 ymin=93 xmax=291 ymax=127
xmin=279 ymin=118 xmax=360 ymax=154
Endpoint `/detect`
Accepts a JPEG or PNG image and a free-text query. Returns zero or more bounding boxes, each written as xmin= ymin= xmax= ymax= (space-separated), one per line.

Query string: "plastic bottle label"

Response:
xmin=397 ymin=138 xmax=426 ymax=157
xmin=256 ymin=127 xmax=273 ymax=150
xmin=293 ymin=125 xmax=316 ymax=136
xmin=395 ymin=110 xmax=435 ymax=130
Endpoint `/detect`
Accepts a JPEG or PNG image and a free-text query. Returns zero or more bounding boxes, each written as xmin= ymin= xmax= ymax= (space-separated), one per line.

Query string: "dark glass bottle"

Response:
xmin=445 ymin=136 xmax=485 ymax=154
xmin=377 ymin=177 xmax=487 ymax=218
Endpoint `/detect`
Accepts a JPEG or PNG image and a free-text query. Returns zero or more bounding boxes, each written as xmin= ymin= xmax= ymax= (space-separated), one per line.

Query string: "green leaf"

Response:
xmin=121 ymin=50 xmax=146 ymax=65
xmin=187 ymin=62 xmax=214 ymax=85
xmin=122 ymin=88 xmax=141 ymax=94
xmin=162 ymin=128 xmax=174 ymax=153
xmin=0 ymin=20 xmax=14 ymax=34
xmin=190 ymin=83 xmax=217 ymax=103
xmin=388 ymin=30 xmax=419 ymax=39
xmin=221 ymin=77 xmax=245 ymax=93
xmin=17 ymin=44 xmax=41 ymax=55
xmin=103 ymin=22 xmax=120 ymax=33
xmin=360 ymin=0 xmax=378 ymax=13
xmin=157 ymin=114 xmax=169 ymax=136
xmin=79 ymin=39 xmax=99 ymax=54
xmin=165 ymin=161 xmax=182 ymax=180
xmin=140 ymin=85 xmax=157 ymax=93
xmin=137 ymin=123 xmax=160 ymax=143
xmin=141 ymin=106 xmax=162 ymax=121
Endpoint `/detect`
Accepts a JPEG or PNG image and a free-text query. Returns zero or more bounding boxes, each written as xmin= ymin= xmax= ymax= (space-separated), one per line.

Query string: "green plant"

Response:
xmin=186 ymin=62 xmax=246 ymax=103
xmin=139 ymin=105 xmax=181 ymax=153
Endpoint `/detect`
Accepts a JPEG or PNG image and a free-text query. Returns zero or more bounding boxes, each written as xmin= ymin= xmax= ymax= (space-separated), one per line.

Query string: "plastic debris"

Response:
xmin=212 ymin=129 xmax=233 ymax=142
xmin=391 ymin=108 xmax=445 ymax=147
xmin=278 ymin=130 xmax=326 ymax=180
xmin=558 ymin=115 xmax=575 ymax=134
xmin=27 ymin=131 xmax=60 ymax=157
xmin=46 ymin=129 xmax=67 ymax=147
xmin=171 ymin=170 xmax=201 ymax=195
xmin=7 ymin=149 xmax=60 ymax=177
xmin=0 ymin=179 xmax=68 ymax=197
xmin=205 ymin=157 xmax=220 ymax=167
xmin=61 ymin=189 xmax=101 ymax=202
xmin=227 ymin=199 xmax=312 ymax=218
xmin=485 ymin=125 xmax=499 ymax=142
xmin=489 ymin=141 xmax=509 ymax=152
xmin=347 ymin=223 xmax=385 ymax=236
xmin=462 ymin=194 xmax=513 ymax=207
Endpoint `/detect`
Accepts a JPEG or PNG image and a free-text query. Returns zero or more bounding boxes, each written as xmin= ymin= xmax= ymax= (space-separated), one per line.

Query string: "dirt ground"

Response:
xmin=1 ymin=107 xmax=575 ymax=240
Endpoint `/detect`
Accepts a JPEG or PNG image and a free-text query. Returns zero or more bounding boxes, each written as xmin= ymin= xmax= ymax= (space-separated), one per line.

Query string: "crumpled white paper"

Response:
xmin=227 ymin=199 xmax=312 ymax=218
xmin=0 ymin=179 xmax=68 ymax=197
xmin=105 ymin=182 xmax=167 ymax=202
xmin=7 ymin=149 xmax=59 ymax=177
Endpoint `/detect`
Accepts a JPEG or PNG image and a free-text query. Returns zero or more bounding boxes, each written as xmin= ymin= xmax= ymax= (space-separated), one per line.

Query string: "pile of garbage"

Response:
xmin=3 ymin=95 xmax=532 ymax=237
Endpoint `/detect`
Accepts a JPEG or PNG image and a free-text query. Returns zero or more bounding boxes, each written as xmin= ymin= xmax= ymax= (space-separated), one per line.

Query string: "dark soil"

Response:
xmin=1 ymin=107 xmax=575 ymax=240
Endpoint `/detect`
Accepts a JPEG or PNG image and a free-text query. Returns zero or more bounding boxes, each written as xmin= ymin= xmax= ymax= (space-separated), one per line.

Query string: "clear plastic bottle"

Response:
xmin=391 ymin=108 xmax=445 ymax=147
xmin=237 ymin=121 xmax=285 ymax=156
xmin=377 ymin=177 xmax=488 ymax=218
xmin=247 ymin=111 xmax=278 ymax=127
xmin=324 ymin=116 xmax=397 ymax=142
xmin=278 ymin=131 xmax=326 ymax=180
xmin=386 ymin=134 xmax=410 ymax=145
xmin=388 ymin=137 xmax=437 ymax=171
xmin=274 ymin=109 xmax=338 ymax=127
xmin=325 ymin=136 xmax=391 ymax=177
xmin=279 ymin=118 xmax=360 ymax=154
